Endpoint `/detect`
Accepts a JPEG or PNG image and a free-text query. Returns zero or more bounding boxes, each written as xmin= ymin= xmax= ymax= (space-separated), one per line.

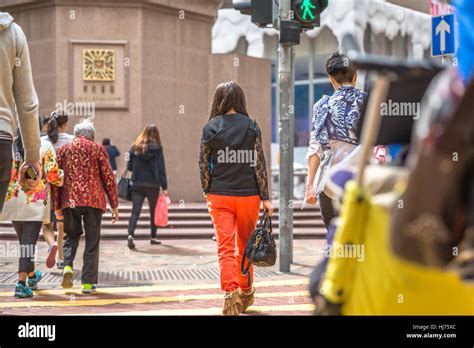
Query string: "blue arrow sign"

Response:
xmin=432 ymin=14 xmax=455 ymax=56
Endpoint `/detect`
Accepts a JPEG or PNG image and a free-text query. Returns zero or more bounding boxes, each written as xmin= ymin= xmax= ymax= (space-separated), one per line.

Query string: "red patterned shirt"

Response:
xmin=53 ymin=136 xmax=119 ymax=212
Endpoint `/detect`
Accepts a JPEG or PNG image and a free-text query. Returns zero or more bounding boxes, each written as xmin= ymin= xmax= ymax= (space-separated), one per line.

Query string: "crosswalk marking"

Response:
xmin=70 ymin=304 xmax=314 ymax=316
xmin=0 ymin=290 xmax=309 ymax=308
xmin=0 ymin=278 xmax=309 ymax=297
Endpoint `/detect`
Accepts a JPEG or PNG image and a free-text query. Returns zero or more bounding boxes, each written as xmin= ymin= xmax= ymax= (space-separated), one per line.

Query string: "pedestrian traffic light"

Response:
xmin=280 ymin=20 xmax=301 ymax=45
xmin=232 ymin=0 xmax=278 ymax=28
xmin=232 ymin=0 xmax=252 ymax=15
xmin=292 ymin=0 xmax=329 ymax=29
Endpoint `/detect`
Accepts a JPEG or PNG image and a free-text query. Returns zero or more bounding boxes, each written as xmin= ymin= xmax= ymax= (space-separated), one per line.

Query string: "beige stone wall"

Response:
xmin=6 ymin=2 xmax=144 ymax=169
xmin=55 ymin=5 xmax=144 ymax=179
xmin=2 ymin=0 xmax=271 ymax=203
xmin=7 ymin=6 xmax=58 ymax=118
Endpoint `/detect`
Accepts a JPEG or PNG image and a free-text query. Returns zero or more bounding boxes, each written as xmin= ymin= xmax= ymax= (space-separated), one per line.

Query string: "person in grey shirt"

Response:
xmin=0 ymin=12 xmax=42 ymax=212
xmin=40 ymin=112 xmax=74 ymax=150
xmin=40 ymin=111 xmax=73 ymax=269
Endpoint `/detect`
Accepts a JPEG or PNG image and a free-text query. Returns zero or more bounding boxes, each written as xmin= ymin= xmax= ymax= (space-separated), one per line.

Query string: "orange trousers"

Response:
xmin=207 ymin=194 xmax=261 ymax=293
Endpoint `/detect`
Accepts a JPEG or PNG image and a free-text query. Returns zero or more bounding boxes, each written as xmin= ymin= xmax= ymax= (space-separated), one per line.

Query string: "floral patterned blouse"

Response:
xmin=52 ymin=136 xmax=119 ymax=213
xmin=0 ymin=140 xmax=64 ymax=223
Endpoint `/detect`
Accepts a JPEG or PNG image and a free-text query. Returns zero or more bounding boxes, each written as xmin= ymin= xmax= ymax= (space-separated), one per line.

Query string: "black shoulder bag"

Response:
xmin=240 ymin=212 xmax=277 ymax=287
xmin=118 ymin=169 xmax=133 ymax=201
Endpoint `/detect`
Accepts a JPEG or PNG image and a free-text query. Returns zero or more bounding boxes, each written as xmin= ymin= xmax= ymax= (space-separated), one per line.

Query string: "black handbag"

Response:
xmin=241 ymin=212 xmax=277 ymax=287
xmin=118 ymin=169 xmax=132 ymax=201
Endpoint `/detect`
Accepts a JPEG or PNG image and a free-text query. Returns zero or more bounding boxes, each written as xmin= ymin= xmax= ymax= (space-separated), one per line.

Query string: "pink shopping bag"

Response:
xmin=154 ymin=195 xmax=171 ymax=227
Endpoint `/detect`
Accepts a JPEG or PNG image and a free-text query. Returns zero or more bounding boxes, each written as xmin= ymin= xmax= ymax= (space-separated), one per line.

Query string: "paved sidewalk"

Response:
xmin=0 ymin=239 xmax=326 ymax=315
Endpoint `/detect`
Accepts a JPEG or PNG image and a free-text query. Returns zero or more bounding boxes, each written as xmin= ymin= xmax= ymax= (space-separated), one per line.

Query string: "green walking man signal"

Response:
xmin=292 ymin=0 xmax=329 ymax=29
xmin=301 ymin=0 xmax=316 ymax=20
xmin=232 ymin=0 xmax=328 ymax=30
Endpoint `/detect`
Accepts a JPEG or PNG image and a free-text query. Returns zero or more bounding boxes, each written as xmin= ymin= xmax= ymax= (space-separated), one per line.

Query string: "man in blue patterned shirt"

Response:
xmin=305 ymin=52 xmax=367 ymax=228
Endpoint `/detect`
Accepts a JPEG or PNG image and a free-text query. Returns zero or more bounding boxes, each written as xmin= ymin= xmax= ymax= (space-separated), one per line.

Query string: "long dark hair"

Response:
xmin=132 ymin=124 xmax=161 ymax=155
xmin=40 ymin=114 xmax=51 ymax=132
xmin=47 ymin=111 xmax=69 ymax=144
xmin=209 ymin=81 xmax=249 ymax=120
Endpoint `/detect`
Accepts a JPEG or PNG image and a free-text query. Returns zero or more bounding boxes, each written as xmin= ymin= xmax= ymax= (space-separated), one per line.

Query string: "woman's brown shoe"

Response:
xmin=222 ymin=289 xmax=244 ymax=316
xmin=239 ymin=287 xmax=255 ymax=312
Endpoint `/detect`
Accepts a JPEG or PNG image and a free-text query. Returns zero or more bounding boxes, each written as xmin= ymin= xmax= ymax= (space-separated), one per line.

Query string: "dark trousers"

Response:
xmin=0 ymin=140 xmax=12 ymax=213
xmin=310 ymin=193 xmax=337 ymax=299
xmin=63 ymin=207 xmax=103 ymax=285
xmin=12 ymin=221 xmax=42 ymax=273
xmin=128 ymin=186 xmax=159 ymax=238
xmin=319 ymin=191 xmax=335 ymax=230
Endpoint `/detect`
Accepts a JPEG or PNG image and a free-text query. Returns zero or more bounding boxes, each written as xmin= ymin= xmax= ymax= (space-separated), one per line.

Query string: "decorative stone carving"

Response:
xmin=71 ymin=41 xmax=128 ymax=109
xmin=83 ymin=49 xmax=115 ymax=81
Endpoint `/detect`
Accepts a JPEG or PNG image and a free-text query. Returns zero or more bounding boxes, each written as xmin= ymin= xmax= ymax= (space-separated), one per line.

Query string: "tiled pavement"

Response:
xmin=0 ymin=280 xmax=313 ymax=316
xmin=0 ymin=239 xmax=326 ymax=315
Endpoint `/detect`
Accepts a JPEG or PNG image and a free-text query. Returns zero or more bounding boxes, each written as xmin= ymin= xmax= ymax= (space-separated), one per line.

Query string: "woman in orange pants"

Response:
xmin=199 ymin=81 xmax=273 ymax=315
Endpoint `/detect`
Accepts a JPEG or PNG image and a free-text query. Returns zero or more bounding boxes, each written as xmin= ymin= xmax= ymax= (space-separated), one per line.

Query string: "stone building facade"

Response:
xmin=1 ymin=0 xmax=272 ymax=202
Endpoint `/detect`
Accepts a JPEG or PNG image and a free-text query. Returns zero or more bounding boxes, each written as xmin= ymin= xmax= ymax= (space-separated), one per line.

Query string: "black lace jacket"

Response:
xmin=199 ymin=120 xmax=269 ymax=200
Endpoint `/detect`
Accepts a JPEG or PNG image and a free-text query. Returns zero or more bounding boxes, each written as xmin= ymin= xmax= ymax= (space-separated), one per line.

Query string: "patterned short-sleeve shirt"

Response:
xmin=312 ymin=85 xmax=368 ymax=147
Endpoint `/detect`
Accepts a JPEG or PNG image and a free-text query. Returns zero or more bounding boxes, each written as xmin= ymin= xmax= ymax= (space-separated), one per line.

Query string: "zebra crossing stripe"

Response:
xmin=0 ymin=290 xmax=309 ymax=308
xmin=0 ymin=278 xmax=309 ymax=297
xmin=73 ymin=304 xmax=315 ymax=316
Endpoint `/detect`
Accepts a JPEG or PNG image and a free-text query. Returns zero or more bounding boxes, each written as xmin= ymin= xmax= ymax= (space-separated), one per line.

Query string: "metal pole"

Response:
xmin=289 ymin=45 xmax=295 ymax=264
xmin=356 ymin=74 xmax=391 ymax=187
xmin=305 ymin=41 xmax=315 ymax=265
xmin=278 ymin=0 xmax=294 ymax=273
xmin=308 ymin=38 xmax=315 ymax=130
xmin=276 ymin=57 xmax=280 ymax=145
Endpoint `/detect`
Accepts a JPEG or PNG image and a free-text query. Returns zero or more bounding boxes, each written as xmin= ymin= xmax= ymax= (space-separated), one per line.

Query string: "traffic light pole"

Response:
xmin=231 ymin=0 xmax=326 ymax=273
xmin=232 ymin=0 xmax=327 ymax=273
xmin=278 ymin=0 xmax=294 ymax=273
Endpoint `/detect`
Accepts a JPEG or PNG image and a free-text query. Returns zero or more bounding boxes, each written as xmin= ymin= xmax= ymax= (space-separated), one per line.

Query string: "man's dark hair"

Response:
xmin=326 ymin=51 xmax=356 ymax=84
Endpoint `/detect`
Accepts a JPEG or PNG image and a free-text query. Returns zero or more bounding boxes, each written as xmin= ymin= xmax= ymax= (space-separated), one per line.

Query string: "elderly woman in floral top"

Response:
xmin=0 ymin=129 xmax=63 ymax=298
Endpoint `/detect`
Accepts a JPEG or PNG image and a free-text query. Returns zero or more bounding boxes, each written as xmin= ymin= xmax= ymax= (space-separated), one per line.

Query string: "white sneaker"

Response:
xmin=46 ymin=242 xmax=58 ymax=268
xmin=127 ymin=236 xmax=136 ymax=249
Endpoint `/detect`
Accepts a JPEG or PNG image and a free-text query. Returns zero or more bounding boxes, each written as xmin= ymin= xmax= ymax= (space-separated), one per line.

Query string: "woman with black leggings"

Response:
xmin=126 ymin=124 xmax=168 ymax=249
